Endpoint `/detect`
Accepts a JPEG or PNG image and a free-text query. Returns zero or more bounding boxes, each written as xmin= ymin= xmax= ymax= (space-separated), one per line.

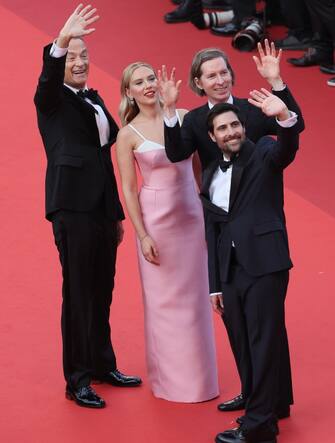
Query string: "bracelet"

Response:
xmin=139 ymin=234 xmax=149 ymax=242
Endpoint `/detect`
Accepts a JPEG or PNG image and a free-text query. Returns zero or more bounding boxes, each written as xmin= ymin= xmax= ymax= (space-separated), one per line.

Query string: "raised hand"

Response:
xmin=252 ymin=39 xmax=283 ymax=89
xmin=157 ymin=65 xmax=182 ymax=116
xmin=57 ymin=4 xmax=100 ymax=47
xmin=248 ymin=88 xmax=289 ymax=120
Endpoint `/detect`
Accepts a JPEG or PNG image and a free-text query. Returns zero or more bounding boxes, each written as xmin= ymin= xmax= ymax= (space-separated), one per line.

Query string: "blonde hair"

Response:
xmin=119 ymin=61 xmax=156 ymax=126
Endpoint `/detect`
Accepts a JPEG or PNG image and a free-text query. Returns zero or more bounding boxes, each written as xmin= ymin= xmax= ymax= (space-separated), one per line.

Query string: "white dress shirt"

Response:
xmin=209 ymin=155 xmax=232 ymax=212
xmin=50 ymin=42 xmax=110 ymax=147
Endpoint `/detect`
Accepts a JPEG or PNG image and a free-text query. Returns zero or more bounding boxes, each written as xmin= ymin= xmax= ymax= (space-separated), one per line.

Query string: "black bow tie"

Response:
xmin=218 ymin=158 xmax=233 ymax=172
xmin=77 ymin=88 xmax=98 ymax=102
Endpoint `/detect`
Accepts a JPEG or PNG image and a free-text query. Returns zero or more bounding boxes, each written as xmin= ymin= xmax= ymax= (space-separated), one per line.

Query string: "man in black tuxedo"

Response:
xmin=201 ymin=91 xmax=299 ymax=443
xmin=34 ymin=4 xmax=141 ymax=408
xmin=161 ymin=40 xmax=300 ymax=413
xmin=163 ymin=40 xmax=304 ymax=171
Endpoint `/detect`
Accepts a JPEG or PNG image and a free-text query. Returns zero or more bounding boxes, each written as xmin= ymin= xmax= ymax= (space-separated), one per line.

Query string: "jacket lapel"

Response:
xmin=64 ymin=87 xmax=119 ymax=145
xmin=94 ymin=94 xmax=119 ymax=144
xmin=195 ymin=104 xmax=211 ymax=137
xmin=201 ymin=159 xmax=219 ymax=197
xmin=200 ymin=194 xmax=229 ymax=217
xmin=64 ymin=87 xmax=99 ymax=136
xmin=229 ymin=140 xmax=254 ymax=211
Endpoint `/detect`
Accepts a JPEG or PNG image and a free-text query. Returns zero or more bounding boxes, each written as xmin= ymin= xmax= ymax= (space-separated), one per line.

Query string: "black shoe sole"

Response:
xmin=217 ymin=404 xmax=245 ymax=412
xmin=320 ymin=66 xmax=335 ymax=75
xmin=65 ymin=391 xmax=106 ymax=408
xmin=93 ymin=378 xmax=142 ymax=387
xmin=287 ymin=61 xmax=319 ymax=67
xmin=210 ymin=29 xmax=237 ymax=37
xmin=277 ymin=44 xmax=310 ymax=50
xmin=164 ymin=17 xmax=190 ymax=23
xmin=216 ymin=438 xmax=276 ymax=443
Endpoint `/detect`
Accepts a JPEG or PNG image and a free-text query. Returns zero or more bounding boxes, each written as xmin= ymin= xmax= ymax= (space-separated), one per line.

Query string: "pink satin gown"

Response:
xmin=130 ymin=123 xmax=219 ymax=402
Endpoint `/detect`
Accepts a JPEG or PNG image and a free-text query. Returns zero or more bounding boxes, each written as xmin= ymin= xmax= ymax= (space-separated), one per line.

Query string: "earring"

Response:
xmin=129 ymin=97 xmax=135 ymax=104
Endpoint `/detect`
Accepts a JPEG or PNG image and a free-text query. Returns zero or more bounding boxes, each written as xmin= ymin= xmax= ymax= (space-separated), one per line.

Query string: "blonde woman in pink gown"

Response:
xmin=116 ymin=62 xmax=219 ymax=402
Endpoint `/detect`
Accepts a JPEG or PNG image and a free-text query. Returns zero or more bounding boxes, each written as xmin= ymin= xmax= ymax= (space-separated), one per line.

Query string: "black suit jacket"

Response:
xmin=200 ymin=125 xmax=299 ymax=293
xmin=34 ymin=44 xmax=124 ymax=221
xmin=165 ymin=87 xmax=304 ymax=170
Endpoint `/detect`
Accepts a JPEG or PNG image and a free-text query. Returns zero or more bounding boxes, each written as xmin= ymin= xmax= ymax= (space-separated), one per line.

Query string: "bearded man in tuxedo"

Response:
xmin=201 ymin=90 xmax=299 ymax=443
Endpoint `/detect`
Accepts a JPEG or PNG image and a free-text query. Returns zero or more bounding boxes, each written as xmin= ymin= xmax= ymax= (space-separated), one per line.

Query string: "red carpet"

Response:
xmin=0 ymin=1 xmax=334 ymax=442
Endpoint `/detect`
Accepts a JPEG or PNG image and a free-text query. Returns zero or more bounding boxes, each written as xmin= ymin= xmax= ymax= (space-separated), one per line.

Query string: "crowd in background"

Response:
xmin=164 ymin=0 xmax=335 ymax=87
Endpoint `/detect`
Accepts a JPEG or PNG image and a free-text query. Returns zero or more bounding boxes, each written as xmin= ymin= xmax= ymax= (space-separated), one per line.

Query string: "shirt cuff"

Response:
xmin=164 ymin=114 xmax=178 ymax=128
xmin=272 ymin=83 xmax=286 ymax=92
xmin=276 ymin=111 xmax=297 ymax=128
xmin=210 ymin=292 xmax=222 ymax=297
xmin=50 ymin=41 xmax=68 ymax=58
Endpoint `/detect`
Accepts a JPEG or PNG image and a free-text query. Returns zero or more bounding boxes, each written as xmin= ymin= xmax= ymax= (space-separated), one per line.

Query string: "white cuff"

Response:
xmin=164 ymin=114 xmax=178 ymax=128
xmin=272 ymin=83 xmax=286 ymax=92
xmin=50 ymin=41 xmax=68 ymax=58
xmin=276 ymin=111 xmax=297 ymax=128
xmin=210 ymin=292 xmax=222 ymax=297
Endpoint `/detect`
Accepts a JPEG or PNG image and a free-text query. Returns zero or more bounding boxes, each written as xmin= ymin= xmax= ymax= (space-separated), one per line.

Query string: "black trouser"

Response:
xmin=52 ymin=208 xmax=118 ymax=389
xmin=305 ymin=0 xmax=335 ymax=56
xmin=221 ymin=254 xmax=293 ymax=439
xmin=232 ymin=0 xmax=256 ymax=24
xmin=279 ymin=0 xmax=313 ymax=37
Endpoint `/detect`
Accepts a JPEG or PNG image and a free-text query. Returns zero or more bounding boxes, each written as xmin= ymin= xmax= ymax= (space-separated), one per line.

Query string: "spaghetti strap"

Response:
xmin=128 ymin=123 xmax=146 ymax=141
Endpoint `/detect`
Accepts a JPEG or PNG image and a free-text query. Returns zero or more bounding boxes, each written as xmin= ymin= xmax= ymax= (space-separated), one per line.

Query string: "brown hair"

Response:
xmin=207 ymin=103 xmax=245 ymax=133
xmin=189 ymin=48 xmax=235 ymax=96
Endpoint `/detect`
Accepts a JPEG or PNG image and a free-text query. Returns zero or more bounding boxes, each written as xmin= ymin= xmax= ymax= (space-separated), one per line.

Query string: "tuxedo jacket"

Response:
xmin=165 ymin=87 xmax=304 ymax=170
xmin=200 ymin=125 xmax=299 ymax=293
xmin=34 ymin=44 xmax=124 ymax=221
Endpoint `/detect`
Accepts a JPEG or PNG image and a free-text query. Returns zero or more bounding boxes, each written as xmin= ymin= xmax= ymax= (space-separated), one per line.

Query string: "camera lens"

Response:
xmin=232 ymin=20 xmax=264 ymax=52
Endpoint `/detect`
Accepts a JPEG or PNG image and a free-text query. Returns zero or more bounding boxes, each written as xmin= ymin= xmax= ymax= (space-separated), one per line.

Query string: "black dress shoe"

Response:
xmin=320 ymin=64 xmax=335 ymax=75
xmin=216 ymin=427 xmax=246 ymax=443
xmin=236 ymin=416 xmax=244 ymax=425
xmin=218 ymin=394 xmax=245 ymax=412
xmin=211 ymin=22 xmax=240 ymax=36
xmin=65 ymin=385 xmax=105 ymax=408
xmin=164 ymin=0 xmax=204 ymax=27
xmin=287 ymin=47 xmax=333 ymax=67
xmin=215 ymin=427 xmax=277 ymax=443
xmin=275 ymin=33 xmax=312 ymax=50
xmin=94 ymin=369 xmax=142 ymax=387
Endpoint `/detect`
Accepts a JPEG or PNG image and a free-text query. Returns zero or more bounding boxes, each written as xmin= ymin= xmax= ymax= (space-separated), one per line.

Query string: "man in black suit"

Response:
xmin=163 ymin=40 xmax=304 ymax=171
xmin=34 ymin=4 xmax=141 ymax=408
xmin=201 ymin=91 xmax=299 ymax=443
xmin=161 ymin=41 xmax=300 ymax=413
